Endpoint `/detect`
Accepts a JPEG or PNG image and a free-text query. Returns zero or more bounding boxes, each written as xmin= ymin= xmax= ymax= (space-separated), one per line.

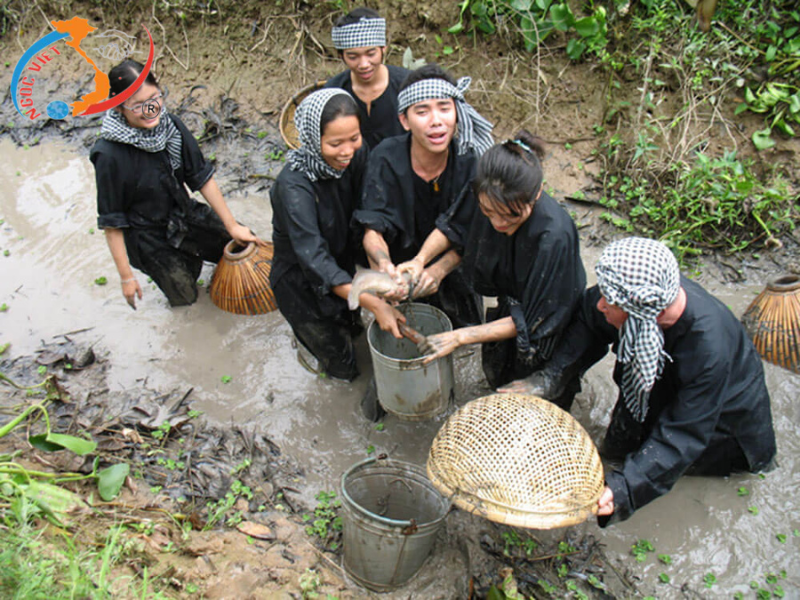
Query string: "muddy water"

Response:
xmin=1 ymin=139 xmax=798 ymax=598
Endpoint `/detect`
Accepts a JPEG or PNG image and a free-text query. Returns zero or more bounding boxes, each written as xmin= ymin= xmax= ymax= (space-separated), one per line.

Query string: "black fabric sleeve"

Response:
xmin=172 ymin=115 xmax=215 ymax=191
xmin=91 ymin=143 xmax=130 ymax=230
xmin=435 ymin=183 xmax=476 ymax=250
xmin=602 ymin=329 xmax=727 ymax=525
xmin=273 ymin=177 xmax=352 ymax=296
xmin=352 ymin=140 xmax=404 ymax=243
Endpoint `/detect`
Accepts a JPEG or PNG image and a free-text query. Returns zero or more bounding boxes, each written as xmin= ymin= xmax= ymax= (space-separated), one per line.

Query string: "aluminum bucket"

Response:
xmin=341 ymin=457 xmax=450 ymax=591
xmin=367 ymin=303 xmax=455 ymax=421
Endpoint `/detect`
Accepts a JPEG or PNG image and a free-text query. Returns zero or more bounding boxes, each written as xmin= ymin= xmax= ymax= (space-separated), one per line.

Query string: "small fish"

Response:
xmin=348 ymin=267 xmax=409 ymax=310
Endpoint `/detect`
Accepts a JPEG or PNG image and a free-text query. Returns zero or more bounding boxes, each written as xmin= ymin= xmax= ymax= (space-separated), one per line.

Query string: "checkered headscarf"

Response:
xmin=595 ymin=237 xmax=680 ymax=422
xmin=287 ymin=88 xmax=354 ymax=182
xmin=101 ymin=108 xmax=183 ymax=170
xmin=331 ymin=17 xmax=386 ymax=49
xmin=397 ymin=76 xmax=494 ymax=156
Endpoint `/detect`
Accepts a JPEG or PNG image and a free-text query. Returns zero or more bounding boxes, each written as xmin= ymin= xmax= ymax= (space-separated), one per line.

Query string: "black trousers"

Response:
xmin=272 ymin=266 xmax=360 ymax=382
xmin=126 ymin=206 xmax=229 ymax=307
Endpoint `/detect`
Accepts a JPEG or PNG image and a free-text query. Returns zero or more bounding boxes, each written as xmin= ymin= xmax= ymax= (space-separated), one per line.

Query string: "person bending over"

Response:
xmin=510 ymin=237 xmax=776 ymax=525
xmin=401 ymin=132 xmax=586 ymax=408
xmin=270 ymin=89 xmax=404 ymax=381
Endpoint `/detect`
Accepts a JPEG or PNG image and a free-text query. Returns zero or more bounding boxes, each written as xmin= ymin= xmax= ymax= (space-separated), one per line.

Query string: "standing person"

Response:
xmin=353 ymin=63 xmax=494 ymax=330
xmin=91 ymin=60 xmax=263 ymax=308
xmin=325 ymin=7 xmax=410 ymax=149
xmin=270 ymin=88 xmax=405 ymax=382
xmin=510 ymin=237 xmax=777 ymax=524
xmin=405 ymin=133 xmax=586 ymax=407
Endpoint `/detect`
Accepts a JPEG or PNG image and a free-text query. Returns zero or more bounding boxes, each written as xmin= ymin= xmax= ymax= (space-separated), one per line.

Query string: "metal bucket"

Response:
xmin=341 ymin=457 xmax=451 ymax=592
xmin=367 ymin=303 xmax=455 ymax=420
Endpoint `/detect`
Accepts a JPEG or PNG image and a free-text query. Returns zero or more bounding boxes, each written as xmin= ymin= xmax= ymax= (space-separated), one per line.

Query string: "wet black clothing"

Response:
xmin=353 ymin=133 xmax=482 ymax=328
xmin=270 ymin=145 xmax=369 ymax=381
xmin=439 ymin=192 xmax=586 ymax=390
xmin=91 ymin=115 xmax=229 ymax=306
xmin=555 ymin=281 xmax=776 ymax=525
xmin=325 ymin=65 xmax=410 ymax=149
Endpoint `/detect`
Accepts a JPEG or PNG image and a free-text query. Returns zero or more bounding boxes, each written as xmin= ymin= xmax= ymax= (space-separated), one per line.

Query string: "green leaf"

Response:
xmin=574 ymin=16 xmax=599 ymax=38
xmin=734 ymin=102 xmax=749 ymax=116
xmin=566 ymin=38 xmax=586 ymax=60
xmin=24 ymin=479 xmax=83 ymax=516
xmin=510 ymin=0 xmax=533 ymax=10
xmin=659 ymin=573 xmax=670 ymax=583
xmin=776 ymin=533 xmax=787 ymax=543
xmin=752 ymin=128 xmax=776 ymax=151
xmin=94 ymin=276 xmax=107 ymax=286
xmin=29 ymin=434 xmax=65 ymax=452
xmin=766 ymin=45 xmax=777 ymax=62
xmin=221 ymin=375 xmax=232 ymax=384
xmin=97 ymin=463 xmax=130 ymax=501
xmin=443 ymin=46 xmax=455 ymax=55
xmin=549 ymin=3 xmax=574 ymax=31
xmin=447 ymin=22 xmax=464 ymax=34
xmin=45 ymin=432 xmax=97 ymax=455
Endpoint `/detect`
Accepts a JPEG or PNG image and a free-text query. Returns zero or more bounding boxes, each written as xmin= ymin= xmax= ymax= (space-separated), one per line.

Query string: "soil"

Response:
xmin=1 ymin=1 xmax=799 ymax=599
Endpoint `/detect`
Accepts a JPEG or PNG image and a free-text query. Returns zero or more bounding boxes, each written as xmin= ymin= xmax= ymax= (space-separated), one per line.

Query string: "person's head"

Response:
xmin=109 ymin=59 xmax=162 ymax=130
xmin=397 ymin=64 xmax=458 ymax=155
xmin=332 ymin=8 xmax=386 ymax=84
xmin=595 ymin=237 xmax=680 ymax=330
xmin=319 ymin=92 xmax=362 ymax=170
xmin=473 ymin=131 xmax=546 ymax=236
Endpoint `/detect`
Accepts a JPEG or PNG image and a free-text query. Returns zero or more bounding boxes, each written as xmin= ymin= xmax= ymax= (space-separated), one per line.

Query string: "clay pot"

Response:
xmin=209 ymin=241 xmax=277 ymax=315
xmin=741 ymin=274 xmax=800 ymax=374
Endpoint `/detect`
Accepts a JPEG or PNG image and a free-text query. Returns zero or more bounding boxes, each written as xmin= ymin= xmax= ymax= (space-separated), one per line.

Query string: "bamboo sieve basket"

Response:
xmin=209 ymin=241 xmax=276 ymax=315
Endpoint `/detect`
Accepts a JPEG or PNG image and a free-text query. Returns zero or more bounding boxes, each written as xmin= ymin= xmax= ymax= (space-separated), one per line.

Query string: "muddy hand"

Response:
xmin=228 ymin=223 xmax=265 ymax=247
xmin=497 ymin=369 xmax=566 ymax=398
xmin=419 ymin=331 xmax=461 ymax=365
xmin=122 ymin=279 xmax=142 ymax=310
xmin=396 ymin=258 xmax=424 ymax=291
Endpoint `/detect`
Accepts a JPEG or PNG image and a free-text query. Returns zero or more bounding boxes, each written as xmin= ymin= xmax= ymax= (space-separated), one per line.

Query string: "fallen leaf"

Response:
xmin=236 ymin=521 xmax=276 ymax=541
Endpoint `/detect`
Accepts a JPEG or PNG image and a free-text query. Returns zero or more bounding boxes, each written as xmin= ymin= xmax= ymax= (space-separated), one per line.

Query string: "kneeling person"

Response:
xmin=520 ymin=237 xmax=776 ymax=524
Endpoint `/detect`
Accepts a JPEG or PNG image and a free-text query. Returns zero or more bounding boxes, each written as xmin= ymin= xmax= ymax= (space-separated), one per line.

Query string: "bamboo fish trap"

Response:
xmin=741 ymin=274 xmax=800 ymax=374
xmin=209 ymin=241 xmax=277 ymax=315
xmin=427 ymin=393 xmax=604 ymax=529
xmin=279 ymin=80 xmax=327 ymax=150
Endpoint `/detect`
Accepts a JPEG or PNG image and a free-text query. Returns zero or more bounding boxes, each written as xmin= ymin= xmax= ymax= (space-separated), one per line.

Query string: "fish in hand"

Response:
xmin=348 ymin=267 xmax=412 ymax=310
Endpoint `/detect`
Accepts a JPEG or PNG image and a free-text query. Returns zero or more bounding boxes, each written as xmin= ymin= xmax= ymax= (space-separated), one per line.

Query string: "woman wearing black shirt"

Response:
xmin=270 ymin=88 xmax=404 ymax=381
xmin=91 ymin=60 xmax=262 ymax=308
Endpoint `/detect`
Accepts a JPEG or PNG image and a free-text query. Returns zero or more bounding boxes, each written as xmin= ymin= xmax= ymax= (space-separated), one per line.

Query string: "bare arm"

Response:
xmin=362 ymin=228 xmax=395 ymax=273
xmin=421 ymin=316 xmax=517 ymax=364
xmin=199 ymin=176 xmax=266 ymax=246
xmin=104 ymin=228 xmax=142 ymax=309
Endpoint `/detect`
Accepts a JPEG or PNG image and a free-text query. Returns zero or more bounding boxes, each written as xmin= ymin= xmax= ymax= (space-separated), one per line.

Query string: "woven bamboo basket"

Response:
xmin=279 ymin=80 xmax=328 ymax=150
xmin=427 ymin=393 xmax=604 ymax=529
xmin=209 ymin=241 xmax=277 ymax=315
xmin=741 ymin=274 xmax=800 ymax=374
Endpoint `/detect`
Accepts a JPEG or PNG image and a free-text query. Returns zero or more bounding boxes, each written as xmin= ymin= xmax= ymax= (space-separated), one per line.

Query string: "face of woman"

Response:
xmin=320 ymin=115 xmax=362 ymax=171
xmin=477 ymin=193 xmax=533 ymax=236
xmin=118 ymin=83 xmax=163 ymax=130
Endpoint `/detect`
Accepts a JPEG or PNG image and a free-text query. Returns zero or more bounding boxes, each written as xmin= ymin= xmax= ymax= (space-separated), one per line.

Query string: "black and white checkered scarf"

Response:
xmin=595 ymin=237 xmax=680 ymax=422
xmin=101 ymin=108 xmax=183 ymax=170
xmin=287 ymin=88 xmax=353 ymax=182
xmin=397 ymin=76 xmax=494 ymax=156
xmin=331 ymin=17 xmax=386 ymax=49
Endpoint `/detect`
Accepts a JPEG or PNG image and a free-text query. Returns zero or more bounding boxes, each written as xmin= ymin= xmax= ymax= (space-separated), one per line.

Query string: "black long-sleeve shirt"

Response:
xmin=324 ymin=65 xmax=411 ymax=149
xmin=270 ymin=145 xmax=368 ymax=299
xmin=570 ymin=280 xmax=776 ymax=524
xmin=91 ymin=115 xmax=215 ymax=230
xmin=353 ymin=133 xmax=476 ymax=264
xmin=439 ymin=191 xmax=586 ymax=360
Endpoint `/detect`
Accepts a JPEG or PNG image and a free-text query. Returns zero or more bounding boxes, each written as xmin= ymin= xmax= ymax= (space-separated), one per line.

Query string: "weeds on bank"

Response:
xmin=449 ymin=0 xmax=608 ymax=59
xmin=302 ymin=490 xmax=342 ymax=551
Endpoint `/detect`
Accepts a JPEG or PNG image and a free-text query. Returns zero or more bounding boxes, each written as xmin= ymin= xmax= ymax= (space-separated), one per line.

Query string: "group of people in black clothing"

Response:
xmin=91 ymin=8 xmax=776 ymax=525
